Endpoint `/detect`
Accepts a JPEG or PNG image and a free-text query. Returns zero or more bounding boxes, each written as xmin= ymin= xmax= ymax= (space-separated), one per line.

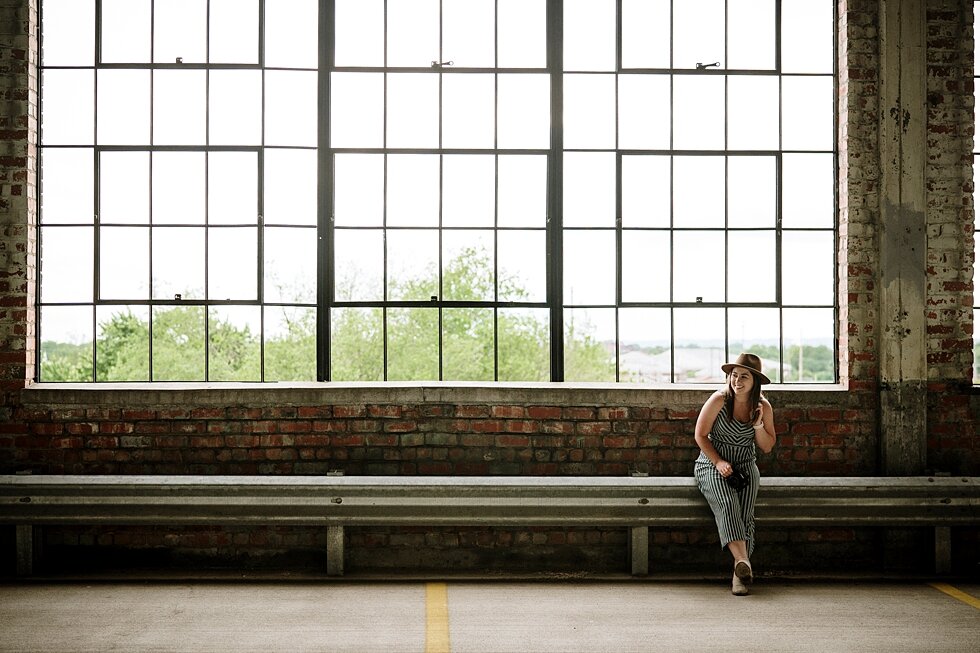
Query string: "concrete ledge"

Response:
xmin=21 ymin=381 xmax=848 ymax=408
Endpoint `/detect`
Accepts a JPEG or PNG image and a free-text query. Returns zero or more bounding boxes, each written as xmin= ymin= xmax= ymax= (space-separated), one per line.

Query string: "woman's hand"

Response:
xmin=714 ymin=459 xmax=733 ymax=477
xmin=752 ymin=402 xmax=765 ymax=430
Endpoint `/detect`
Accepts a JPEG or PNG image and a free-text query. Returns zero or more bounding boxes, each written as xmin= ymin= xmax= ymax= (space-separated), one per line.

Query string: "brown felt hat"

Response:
xmin=721 ymin=352 xmax=771 ymax=385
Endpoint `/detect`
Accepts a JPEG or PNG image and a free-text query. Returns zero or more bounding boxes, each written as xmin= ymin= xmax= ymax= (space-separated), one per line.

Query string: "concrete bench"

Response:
xmin=1 ymin=475 xmax=977 ymax=576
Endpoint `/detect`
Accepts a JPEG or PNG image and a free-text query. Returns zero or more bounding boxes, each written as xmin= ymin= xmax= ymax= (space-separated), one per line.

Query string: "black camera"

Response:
xmin=725 ymin=467 xmax=749 ymax=491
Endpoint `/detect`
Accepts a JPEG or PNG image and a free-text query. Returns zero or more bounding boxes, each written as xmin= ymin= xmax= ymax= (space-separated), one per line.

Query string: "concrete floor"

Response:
xmin=0 ymin=579 xmax=977 ymax=653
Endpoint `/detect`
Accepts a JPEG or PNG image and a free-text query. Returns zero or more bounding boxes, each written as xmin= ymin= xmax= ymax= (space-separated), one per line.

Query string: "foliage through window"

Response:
xmin=38 ymin=0 xmax=837 ymax=384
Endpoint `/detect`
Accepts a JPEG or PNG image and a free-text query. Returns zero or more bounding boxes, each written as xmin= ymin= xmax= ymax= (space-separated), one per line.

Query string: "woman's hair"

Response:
xmin=723 ymin=370 xmax=764 ymax=423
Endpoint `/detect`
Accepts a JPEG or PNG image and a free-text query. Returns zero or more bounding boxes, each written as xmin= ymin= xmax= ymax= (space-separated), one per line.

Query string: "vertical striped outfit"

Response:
xmin=694 ymin=402 xmax=761 ymax=555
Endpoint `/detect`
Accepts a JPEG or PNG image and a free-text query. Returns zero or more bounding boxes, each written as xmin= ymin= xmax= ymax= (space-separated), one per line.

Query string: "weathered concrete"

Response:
xmin=0 ymin=580 xmax=976 ymax=653
xmin=877 ymin=0 xmax=929 ymax=475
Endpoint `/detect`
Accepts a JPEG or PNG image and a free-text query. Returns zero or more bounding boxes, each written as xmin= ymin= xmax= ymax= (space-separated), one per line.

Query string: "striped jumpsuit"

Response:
xmin=694 ymin=403 xmax=761 ymax=555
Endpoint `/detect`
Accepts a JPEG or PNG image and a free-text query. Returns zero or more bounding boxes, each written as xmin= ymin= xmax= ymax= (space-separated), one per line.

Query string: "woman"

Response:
xmin=694 ymin=352 xmax=776 ymax=596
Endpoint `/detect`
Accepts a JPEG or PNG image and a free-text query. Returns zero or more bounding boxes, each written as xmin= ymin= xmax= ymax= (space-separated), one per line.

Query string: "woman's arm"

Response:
xmin=752 ymin=397 xmax=776 ymax=454
xmin=694 ymin=392 xmax=733 ymax=476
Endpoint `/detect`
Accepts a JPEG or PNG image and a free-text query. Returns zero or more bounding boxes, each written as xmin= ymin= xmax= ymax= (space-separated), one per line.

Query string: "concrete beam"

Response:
xmin=877 ymin=0 xmax=928 ymax=475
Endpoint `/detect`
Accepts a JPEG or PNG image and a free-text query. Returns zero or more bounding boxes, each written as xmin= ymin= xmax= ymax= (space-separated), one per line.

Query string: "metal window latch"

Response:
xmin=696 ymin=61 xmax=720 ymax=70
xmin=430 ymin=60 xmax=454 ymax=68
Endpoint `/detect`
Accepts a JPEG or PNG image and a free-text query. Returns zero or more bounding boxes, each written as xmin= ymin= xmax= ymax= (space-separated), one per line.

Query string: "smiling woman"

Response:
xmin=37 ymin=0 xmax=838 ymax=384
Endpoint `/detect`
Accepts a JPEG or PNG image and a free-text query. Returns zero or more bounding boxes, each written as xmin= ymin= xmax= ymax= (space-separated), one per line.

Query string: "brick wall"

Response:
xmin=0 ymin=0 xmax=977 ymax=575
xmin=8 ymin=386 xmax=879 ymax=477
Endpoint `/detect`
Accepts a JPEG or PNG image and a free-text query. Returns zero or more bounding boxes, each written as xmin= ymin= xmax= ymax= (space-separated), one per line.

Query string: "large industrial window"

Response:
xmin=38 ymin=0 xmax=837 ymax=384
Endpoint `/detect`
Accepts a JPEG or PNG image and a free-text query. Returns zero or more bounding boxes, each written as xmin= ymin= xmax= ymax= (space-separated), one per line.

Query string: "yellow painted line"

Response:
xmin=425 ymin=582 xmax=451 ymax=653
xmin=929 ymin=583 xmax=980 ymax=610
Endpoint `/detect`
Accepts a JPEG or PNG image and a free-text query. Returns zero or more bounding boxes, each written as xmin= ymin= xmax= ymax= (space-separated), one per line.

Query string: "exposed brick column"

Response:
xmin=0 ymin=0 xmax=37 ymax=470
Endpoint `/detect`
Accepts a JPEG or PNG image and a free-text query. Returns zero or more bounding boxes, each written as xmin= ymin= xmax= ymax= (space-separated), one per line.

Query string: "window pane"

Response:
xmin=564 ymin=74 xmax=615 ymax=149
xmin=498 ymin=74 xmax=550 ymax=149
xmin=101 ymin=0 xmax=150 ymax=63
xmin=387 ymin=154 xmax=439 ymax=227
xmin=727 ymin=307 xmax=781 ymax=380
xmin=728 ymin=156 xmax=776 ymax=228
xmin=265 ymin=0 xmax=318 ymax=68
xmin=209 ymin=306 xmax=260 ymax=381
xmin=152 ymin=305 xmax=205 ymax=381
xmin=622 ymin=155 xmax=670 ymax=228
xmin=622 ymin=230 xmax=670 ymax=302
xmin=564 ymin=230 xmax=615 ymax=305
xmin=334 ymin=229 xmax=383 ymax=302
xmin=209 ymin=71 xmax=262 ymax=145
xmin=499 ymin=230 xmax=546 ymax=302
xmin=444 ymin=0 xmax=494 ymax=68
xmin=210 ymin=227 xmax=258 ymax=300
xmin=266 ymin=306 xmax=316 ymax=382
xmin=153 ymin=152 xmax=205 ymax=225
xmin=40 ymin=226 xmax=93 ymax=302
xmin=388 ymin=230 xmax=439 ymax=301
xmin=619 ymin=308 xmax=671 ymax=383
xmin=498 ymin=0 xmax=545 ymax=68
xmin=443 ymin=155 xmax=494 ymax=227
xmin=209 ymin=152 xmax=258 ymax=225
xmin=265 ymin=226 xmax=316 ymax=303
xmin=783 ymin=308 xmax=835 ymax=381
xmin=42 ymin=70 xmax=94 ymax=145
xmin=265 ymin=71 xmax=317 ymax=147
xmin=443 ymin=74 xmax=494 ymax=149
xmin=40 ymin=306 xmax=93 ymax=382
xmin=673 ymin=308 xmax=725 ymax=382
xmin=782 ymin=1 xmax=834 ymax=74
xmin=563 ymin=0 xmax=615 ymax=72
xmin=331 ymin=73 xmax=384 ymax=148
xmin=100 ymin=226 xmax=149 ymax=300
xmin=728 ymin=76 xmax=778 ymax=150
xmin=388 ymin=0 xmax=438 ymax=67
xmin=335 ymin=0 xmax=383 ymax=67
xmin=443 ymin=230 xmax=494 ymax=301
xmin=42 ymin=148 xmax=93 ymax=224
xmin=498 ymin=155 xmax=547 ymax=228
xmin=331 ymin=307 xmax=383 ymax=381
xmin=564 ymin=308 xmax=615 ymax=382
xmin=728 ymin=0 xmax=775 ymax=70
xmin=387 ymin=73 xmax=439 ymax=148
xmin=335 ymin=154 xmax=383 ymax=227
xmin=727 ymin=230 xmax=776 ymax=302
xmin=210 ymin=0 xmax=259 ymax=64
xmin=674 ymin=231 xmax=724 ymax=302
xmin=622 ymin=0 xmax=669 ymax=68
xmin=97 ymin=70 xmax=150 ymax=145
xmin=153 ymin=71 xmax=206 ymax=145
xmin=387 ymin=308 xmax=439 ymax=380
xmin=782 ymin=231 xmax=834 ymax=305
xmin=443 ymin=308 xmax=495 ymax=381
xmin=42 ymin=0 xmax=94 ymax=66
xmin=265 ymin=149 xmax=317 ymax=226
xmin=674 ymin=156 xmax=724 ymax=227
xmin=100 ymin=152 xmax=149 ymax=224
xmin=673 ymin=76 xmax=725 ymax=150
xmin=96 ymin=305 xmax=150 ymax=382
xmin=564 ymin=152 xmax=615 ymax=227
xmin=152 ymin=227 xmax=205 ymax=299
xmin=674 ymin=0 xmax=724 ymax=70
xmin=782 ymin=153 xmax=834 ymax=227
xmin=782 ymin=76 xmax=834 ymax=151
xmin=154 ymin=0 xmax=206 ymax=64
xmin=498 ymin=308 xmax=550 ymax=381
xmin=619 ymin=75 xmax=671 ymax=150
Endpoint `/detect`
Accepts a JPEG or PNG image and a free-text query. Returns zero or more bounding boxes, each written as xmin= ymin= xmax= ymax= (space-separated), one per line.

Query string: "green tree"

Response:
xmin=43 ymin=247 xmax=615 ymax=383
xmin=40 ymin=341 xmax=92 ymax=382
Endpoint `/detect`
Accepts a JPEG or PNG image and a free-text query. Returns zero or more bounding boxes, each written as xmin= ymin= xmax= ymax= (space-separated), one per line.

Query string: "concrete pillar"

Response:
xmin=877 ymin=0 xmax=928 ymax=475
